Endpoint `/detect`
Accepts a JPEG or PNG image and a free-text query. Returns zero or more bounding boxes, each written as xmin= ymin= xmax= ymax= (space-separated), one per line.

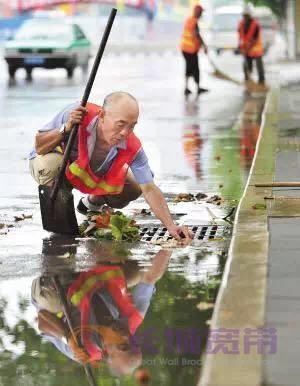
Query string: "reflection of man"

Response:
xmin=182 ymin=124 xmax=202 ymax=180
xmin=180 ymin=5 xmax=208 ymax=96
xmin=29 ymin=92 xmax=192 ymax=241
xmin=238 ymin=4 xmax=266 ymax=86
xmin=32 ymin=250 xmax=171 ymax=376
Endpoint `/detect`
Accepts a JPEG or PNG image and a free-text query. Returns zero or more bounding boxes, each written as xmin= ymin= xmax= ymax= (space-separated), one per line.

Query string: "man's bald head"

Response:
xmin=99 ymin=92 xmax=139 ymax=147
xmin=103 ymin=92 xmax=138 ymax=112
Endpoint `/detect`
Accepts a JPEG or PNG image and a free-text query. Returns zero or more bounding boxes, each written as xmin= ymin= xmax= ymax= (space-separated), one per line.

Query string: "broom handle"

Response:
xmin=50 ymin=8 xmax=117 ymax=203
xmin=52 ymin=276 xmax=97 ymax=386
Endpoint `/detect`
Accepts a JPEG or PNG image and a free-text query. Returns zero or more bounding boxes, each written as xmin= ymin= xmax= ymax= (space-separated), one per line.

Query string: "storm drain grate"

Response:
xmin=140 ymin=225 xmax=227 ymax=243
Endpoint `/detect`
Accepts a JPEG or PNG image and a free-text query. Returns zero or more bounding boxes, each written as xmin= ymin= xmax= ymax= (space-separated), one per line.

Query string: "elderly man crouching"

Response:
xmin=29 ymin=92 xmax=193 ymax=241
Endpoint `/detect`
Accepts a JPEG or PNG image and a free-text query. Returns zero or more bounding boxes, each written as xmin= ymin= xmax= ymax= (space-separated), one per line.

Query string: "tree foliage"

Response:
xmin=249 ymin=0 xmax=286 ymax=17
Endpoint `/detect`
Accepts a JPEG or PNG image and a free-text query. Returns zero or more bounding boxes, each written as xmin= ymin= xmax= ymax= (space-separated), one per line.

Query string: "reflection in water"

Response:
xmin=32 ymin=248 xmax=171 ymax=380
xmin=182 ymin=123 xmax=203 ymax=180
xmin=182 ymin=100 xmax=203 ymax=180
xmin=0 ymin=236 xmax=220 ymax=385
xmin=239 ymin=97 xmax=265 ymax=169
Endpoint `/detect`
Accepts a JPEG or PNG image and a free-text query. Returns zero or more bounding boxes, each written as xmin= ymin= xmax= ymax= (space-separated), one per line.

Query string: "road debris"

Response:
xmin=14 ymin=213 xmax=33 ymax=222
xmin=149 ymin=238 xmax=180 ymax=248
xmin=197 ymin=302 xmax=215 ymax=311
xmin=195 ymin=192 xmax=208 ymax=200
xmin=140 ymin=208 xmax=151 ymax=216
xmin=252 ymin=203 xmax=267 ymax=210
xmin=173 ymin=193 xmax=195 ymax=202
xmin=79 ymin=210 xmax=140 ymax=242
xmin=206 ymin=195 xmax=224 ymax=205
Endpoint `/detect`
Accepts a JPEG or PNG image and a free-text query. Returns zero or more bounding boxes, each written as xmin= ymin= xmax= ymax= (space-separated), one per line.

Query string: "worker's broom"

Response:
xmin=207 ymin=54 xmax=242 ymax=85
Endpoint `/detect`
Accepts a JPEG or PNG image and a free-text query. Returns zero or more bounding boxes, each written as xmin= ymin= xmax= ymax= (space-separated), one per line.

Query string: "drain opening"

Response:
xmin=140 ymin=225 xmax=227 ymax=242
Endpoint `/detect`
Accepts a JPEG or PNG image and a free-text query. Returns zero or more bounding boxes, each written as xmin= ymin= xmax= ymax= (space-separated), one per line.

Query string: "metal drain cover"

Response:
xmin=139 ymin=225 xmax=227 ymax=242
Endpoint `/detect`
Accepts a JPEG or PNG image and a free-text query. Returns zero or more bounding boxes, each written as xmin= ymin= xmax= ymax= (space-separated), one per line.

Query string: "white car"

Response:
xmin=4 ymin=18 xmax=91 ymax=80
xmin=210 ymin=5 xmax=278 ymax=55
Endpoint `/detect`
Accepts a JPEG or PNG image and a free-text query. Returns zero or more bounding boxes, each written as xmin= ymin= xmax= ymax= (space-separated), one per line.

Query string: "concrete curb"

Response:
xmin=198 ymin=87 xmax=280 ymax=386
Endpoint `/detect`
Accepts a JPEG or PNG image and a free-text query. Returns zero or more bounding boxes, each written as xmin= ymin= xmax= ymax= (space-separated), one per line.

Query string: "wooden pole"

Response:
xmin=255 ymin=182 xmax=300 ymax=188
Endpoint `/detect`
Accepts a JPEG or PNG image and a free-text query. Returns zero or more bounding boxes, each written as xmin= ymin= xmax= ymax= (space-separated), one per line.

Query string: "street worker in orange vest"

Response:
xmin=180 ymin=4 xmax=208 ymax=96
xmin=238 ymin=4 xmax=266 ymax=86
xmin=29 ymin=92 xmax=193 ymax=242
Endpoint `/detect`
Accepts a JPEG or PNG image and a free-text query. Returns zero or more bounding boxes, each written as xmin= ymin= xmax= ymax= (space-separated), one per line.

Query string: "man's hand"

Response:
xmin=65 ymin=106 xmax=88 ymax=133
xmin=167 ymin=224 xmax=194 ymax=243
xmin=67 ymin=335 xmax=90 ymax=364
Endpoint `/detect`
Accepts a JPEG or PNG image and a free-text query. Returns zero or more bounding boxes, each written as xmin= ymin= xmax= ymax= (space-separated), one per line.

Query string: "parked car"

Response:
xmin=4 ymin=18 xmax=91 ymax=80
xmin=210 ymin=5 xmax=278 ymax=55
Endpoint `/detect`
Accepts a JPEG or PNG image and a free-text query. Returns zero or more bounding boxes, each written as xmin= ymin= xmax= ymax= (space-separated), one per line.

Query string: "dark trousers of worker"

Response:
xmin=182 ymin=51 xmax=200 ymax=84
xmin=243 ymin=56 xmax=265 ymax=84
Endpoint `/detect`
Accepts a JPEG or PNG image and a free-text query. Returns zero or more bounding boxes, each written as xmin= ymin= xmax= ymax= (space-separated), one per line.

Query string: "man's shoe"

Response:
xmin=197 ymin=87 xmax=209 ymax=94
xmin=77 ymin=198 xmax=89 ymax=215
xmin=184 ymin=88 xmax=192 ymax=96
xmin=77 ymin=198 xmax=107 ymax=215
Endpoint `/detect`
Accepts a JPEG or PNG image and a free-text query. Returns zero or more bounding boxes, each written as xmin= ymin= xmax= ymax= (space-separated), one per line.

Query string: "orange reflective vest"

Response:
xmin=238 ymin=19 xmax=263 ymax=58
xmin=65 ymin=102 xmax=142 ymax=195
xmin=67 ymin=265 xmax=143 ymax=362
xmin=180 ymin=16 xmax=201 ymax=54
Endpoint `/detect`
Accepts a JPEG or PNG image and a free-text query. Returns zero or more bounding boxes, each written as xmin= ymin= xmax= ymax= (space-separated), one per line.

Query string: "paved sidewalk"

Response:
xmin=264 ymin=85 xmax=300 ymax=386
xmin=199 ymin=79 xmax=300 ymax=386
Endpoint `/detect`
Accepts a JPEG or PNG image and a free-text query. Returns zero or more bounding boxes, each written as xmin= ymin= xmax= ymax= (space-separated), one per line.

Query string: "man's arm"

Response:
xmin=35 ymin=106 xmax=87 ymax=155
xmin=140 ymin=182 xmax=194 ymax=241
xmin=195 ymin=24 xmax=208 ymax=53
xmin=142 ymin=249 xmax=172 ymax=284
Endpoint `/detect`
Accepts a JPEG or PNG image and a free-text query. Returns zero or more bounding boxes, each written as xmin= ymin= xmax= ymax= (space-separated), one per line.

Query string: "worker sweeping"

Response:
xmin=29 ymin=92 xmax=193 ymax=241
xmin=238 ymin=4 xmax=266 ymax=88
xmin=180 ymin=4 xmax=208 ymax=96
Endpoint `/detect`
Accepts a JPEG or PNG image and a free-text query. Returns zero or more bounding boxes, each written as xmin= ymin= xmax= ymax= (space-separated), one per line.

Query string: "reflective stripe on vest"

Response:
xmin=239 ymin=19 xmax=263 ymax=57
xmin=180 ymin=16 xmax=201 ymax=54
xmin=68 ymin=163 xmax=123 ymax=193
xmin=65 ymin=102 xmax=142 ymax=195
xmin=66 ymin=265 xmax=143 ymax=361
xmin=70 ymin=269 xmax=123 ymax=306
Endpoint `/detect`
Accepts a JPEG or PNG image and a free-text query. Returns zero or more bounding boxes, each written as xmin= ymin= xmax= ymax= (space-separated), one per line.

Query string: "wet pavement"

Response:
xmin=0 ymin=44 xmax=264 ymax=385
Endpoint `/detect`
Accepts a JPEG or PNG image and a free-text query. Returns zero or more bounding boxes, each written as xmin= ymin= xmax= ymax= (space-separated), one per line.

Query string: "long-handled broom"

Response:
xmin=207 ymin=53 xmax=242 ymax=85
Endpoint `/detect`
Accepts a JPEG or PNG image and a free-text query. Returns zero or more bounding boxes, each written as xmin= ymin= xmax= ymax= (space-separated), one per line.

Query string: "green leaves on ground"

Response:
xmin=79 ymin=211 xmax=140 ymax=242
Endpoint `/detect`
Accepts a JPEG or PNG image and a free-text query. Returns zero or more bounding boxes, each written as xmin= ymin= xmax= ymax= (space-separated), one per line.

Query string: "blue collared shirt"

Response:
xmin=29 ymin=103 xmax=154 ymax=185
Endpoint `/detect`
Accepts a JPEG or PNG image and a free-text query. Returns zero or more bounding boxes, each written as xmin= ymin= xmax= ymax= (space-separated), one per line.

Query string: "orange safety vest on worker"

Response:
xmin=65 ymin=102 xmax=142 ymax=195
xmin=67 ymin=265 xmax=144 ymax=362
xmin=180 ymin=16 xmax=201 ymax=54
xmin=238 ymin=18 xmax=264 ymax=58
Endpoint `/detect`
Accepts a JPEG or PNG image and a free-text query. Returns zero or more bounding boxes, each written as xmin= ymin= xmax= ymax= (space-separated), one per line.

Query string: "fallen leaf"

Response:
xmin=214 ymin=155 xmax=221 ymax=161
xmin=252 ymin=203 xmax=267 ymax=210
xmin=195 ymin=192 xmax=208 ymax=200
xmin=197 ymin=302 xmax=215 ymax=311
xmin=14 ymin=215 xmax=25 ymax=222
xmin=141 ymin=208 xmax=151 ymax=216
xmin=23 ymin=214 xmax=33 ymax=219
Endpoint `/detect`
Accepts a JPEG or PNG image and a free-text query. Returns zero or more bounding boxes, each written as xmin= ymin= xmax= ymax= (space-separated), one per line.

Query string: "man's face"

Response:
xmin=194 ymin=9 xmax=203 ymax=19
xmin=99 ymin=100 xmax=139 ymax=147
xmin=243 ymin=13 xmax=251 ymax=21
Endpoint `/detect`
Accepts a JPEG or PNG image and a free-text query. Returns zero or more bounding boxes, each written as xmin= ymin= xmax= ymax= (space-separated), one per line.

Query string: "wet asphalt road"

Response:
xmin=0 ymin=49 xmax=246 ymax=276
xmin=0 ymin=46 xmax=261 ymax=385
